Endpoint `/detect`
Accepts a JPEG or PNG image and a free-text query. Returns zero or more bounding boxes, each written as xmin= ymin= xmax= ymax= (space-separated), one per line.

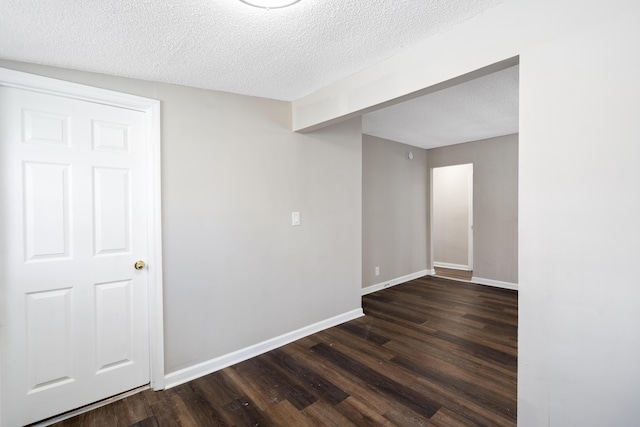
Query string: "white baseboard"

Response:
xmin=164 ymin=308 xmax=364 ymax=389
xmin=471 ymin=276 xmax=518 ymax=291
xmin=433 ymin=262 xmax=470 ymax=271
xmin=362 ymin=269 xmax=429 ymax=295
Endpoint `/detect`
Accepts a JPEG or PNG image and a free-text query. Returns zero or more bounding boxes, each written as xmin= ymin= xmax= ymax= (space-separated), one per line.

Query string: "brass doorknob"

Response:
xmin=134 ymin=260 xmax=146 ymax=270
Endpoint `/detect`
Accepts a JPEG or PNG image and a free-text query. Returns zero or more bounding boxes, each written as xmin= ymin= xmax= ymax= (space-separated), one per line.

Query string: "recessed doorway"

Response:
xmin=431 ymin=163 xmax=473 ymax=280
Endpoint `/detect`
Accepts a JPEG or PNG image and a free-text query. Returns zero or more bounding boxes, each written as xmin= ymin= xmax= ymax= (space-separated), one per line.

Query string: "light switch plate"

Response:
xmin=292 ymin=211 xmax=301 ymax=226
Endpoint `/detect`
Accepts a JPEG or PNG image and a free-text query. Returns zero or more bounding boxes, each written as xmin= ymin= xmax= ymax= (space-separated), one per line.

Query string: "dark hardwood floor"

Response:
xmin=52 ymin=276 xmax=517 ymax=427
xmin=433 ymin=267 xmax=473 ymax=282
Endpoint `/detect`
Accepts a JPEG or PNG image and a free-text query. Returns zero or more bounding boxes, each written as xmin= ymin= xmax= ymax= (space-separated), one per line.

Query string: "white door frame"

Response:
xmin=467 ymin=165 xmax=474 ymax=270
xmin=429 ymin=163 xmax=474 ymax=272
xmin=0 ymin=68 xmax=165 ymax=401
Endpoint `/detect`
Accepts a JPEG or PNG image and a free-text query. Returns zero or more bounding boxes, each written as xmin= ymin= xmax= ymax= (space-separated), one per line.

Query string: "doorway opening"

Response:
xmin=430 ymin=163 xmax=473 ymax=281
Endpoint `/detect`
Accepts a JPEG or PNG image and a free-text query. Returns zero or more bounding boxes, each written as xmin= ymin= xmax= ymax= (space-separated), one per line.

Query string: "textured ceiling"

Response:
xmin=0 ymin=0 xmax=501 ymax=101
xmin=363 ymin=65 xmax=519 ymax=149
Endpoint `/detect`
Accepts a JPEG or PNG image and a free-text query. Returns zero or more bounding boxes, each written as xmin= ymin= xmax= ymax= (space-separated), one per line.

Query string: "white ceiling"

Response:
xmin=363 ymin=65 xmax=519 ymax=149
xmin=0 ymin=0 xmax=517 ymax=146
xmin=0 ymin=0 xmax=501 ymax=101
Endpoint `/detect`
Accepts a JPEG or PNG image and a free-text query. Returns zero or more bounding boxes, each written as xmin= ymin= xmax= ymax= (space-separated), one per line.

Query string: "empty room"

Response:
xmin=1 ymin=0 xmax=640 ymax=426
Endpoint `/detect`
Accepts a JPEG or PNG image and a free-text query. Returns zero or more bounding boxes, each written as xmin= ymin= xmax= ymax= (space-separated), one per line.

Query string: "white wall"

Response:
xmin=0 ymin=59 xmax=363 ymax=377
xmin=432 ymin=164 xmax=472 ymax=269
xmin=294 ymin=1 xmax=640 ymax=425
xmin=518 ymin=13 xmax=640 ymax=426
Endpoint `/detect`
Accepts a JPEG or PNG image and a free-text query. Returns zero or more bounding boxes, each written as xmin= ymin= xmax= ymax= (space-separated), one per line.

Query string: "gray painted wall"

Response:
xmin=362 ymin=133 xmax=517 ymax=287
xmin=428 ymin=134 xmax=518 ymax=284
xmin=362 ymin=134 xmax=428 ymax=288
xmin=0 ymin=59 xmax=363 ymax=375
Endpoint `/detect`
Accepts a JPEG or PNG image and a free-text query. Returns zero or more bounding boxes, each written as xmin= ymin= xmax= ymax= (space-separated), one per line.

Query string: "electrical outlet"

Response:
xmin=375 ymin=266 xmax=380 ymax=276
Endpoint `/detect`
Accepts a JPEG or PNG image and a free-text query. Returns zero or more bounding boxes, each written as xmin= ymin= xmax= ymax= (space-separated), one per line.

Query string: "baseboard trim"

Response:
xmin=362 ymin=269 xmax=430 ymax=296
xmin=433 ymin=262 xmax=470 ymax=271
xmin=164 ymin=308 xmax=364 ymax=389
xmin=471 ymin=276 xmax=518 ymax=291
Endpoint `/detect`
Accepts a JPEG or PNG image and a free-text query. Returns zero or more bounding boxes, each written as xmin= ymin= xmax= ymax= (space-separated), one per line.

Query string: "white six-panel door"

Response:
xmin=0 ymin=85 xmax=151 ymax=426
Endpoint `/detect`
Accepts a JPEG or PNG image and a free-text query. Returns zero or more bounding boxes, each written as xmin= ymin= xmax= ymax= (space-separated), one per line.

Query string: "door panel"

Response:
xmin=26 ymin=288 xmax=74 ymax=392
xmin=23 ymin=162 xmax=72 ymax=260
xmin=0 ymin=86 xmax=150 ymax=425
xmin=22 ymin=109 xmax=70 ymax=147
xmin=95 ymin=280 xmax=134 ymax=373
xmin=93 ymin=167 xmax=131 ymax=255
xmin=92 ymin=120 xmax=130 ymax=152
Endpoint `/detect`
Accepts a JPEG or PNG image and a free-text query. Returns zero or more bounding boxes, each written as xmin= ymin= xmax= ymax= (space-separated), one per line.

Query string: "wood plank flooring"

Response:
xmin=433 ymin=267 xmax=473 ymax=281
xmin=52 ymin=276 xmax=517 ymax=427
